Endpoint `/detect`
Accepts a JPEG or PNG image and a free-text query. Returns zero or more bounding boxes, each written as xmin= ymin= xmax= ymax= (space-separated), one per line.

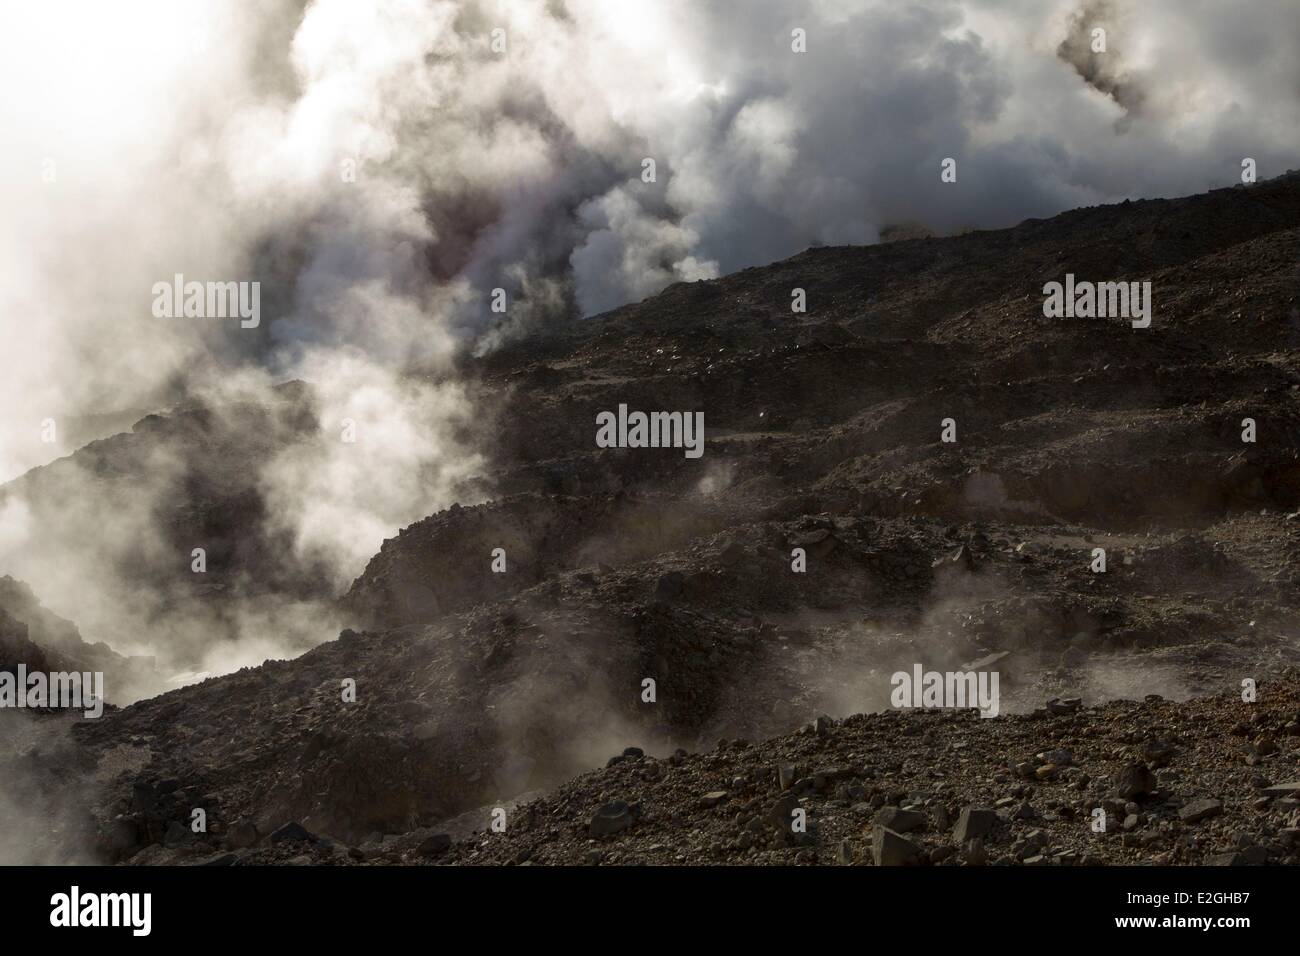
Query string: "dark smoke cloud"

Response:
xmin=1056 ymin=0 xmax=1145 ymax=122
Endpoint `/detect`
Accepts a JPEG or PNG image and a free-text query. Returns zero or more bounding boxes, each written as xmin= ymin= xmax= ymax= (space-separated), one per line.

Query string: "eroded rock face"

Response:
xmin=339 ymin=493 xmax=746 ymax=630
xmin=9 ymin=174 xmax=1300 ymax=863
xmin=5 ymin=572 xmax=150 ymax=658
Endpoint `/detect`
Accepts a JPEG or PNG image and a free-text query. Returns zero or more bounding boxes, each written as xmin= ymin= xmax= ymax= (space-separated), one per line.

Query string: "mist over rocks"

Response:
xmin=0 ymin=370 xmax=489 ymax=693
xmin=432 ymin=674 xmax=1300 ymax=866
xmin=339 ymin=492 xmax=750 ymax=630
xmin=3 ymin=0 xmax=1300 ymax=876
xmin=2 ymin=172 xmax=1294 ymax=864
xmin=0 ymin=382 xmax=342 ymax=693
xmin=0 ymin=576 xmax=152 ymax=700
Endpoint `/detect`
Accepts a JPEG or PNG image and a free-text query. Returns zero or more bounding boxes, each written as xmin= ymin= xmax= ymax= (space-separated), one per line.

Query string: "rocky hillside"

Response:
xmin=3 ymin=173 xmax=1299 ymax=864
xmin=101 ymin=672 xmax=1300 ymax=867
xmin=434 ymin=672 xmax=1300 ymax=867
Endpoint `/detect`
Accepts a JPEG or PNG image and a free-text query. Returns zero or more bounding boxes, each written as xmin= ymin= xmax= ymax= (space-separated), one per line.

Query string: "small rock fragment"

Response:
xmin=1178 ymin=799 xmax=1223 ymax=824
xmin=590 ymin=801 xmax=635 ymax=838
xmin=872 ymin=826 xmax=921 ymax=866
xmin=1115 ymin=763 xmax=1156 ymax=800
xmin=953 ymin=807 xmax=997 ymax=843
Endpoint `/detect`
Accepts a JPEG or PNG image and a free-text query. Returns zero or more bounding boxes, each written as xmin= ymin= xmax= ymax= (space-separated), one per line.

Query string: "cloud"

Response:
xmin=4 ymin=1 xmax=1297 ymax=463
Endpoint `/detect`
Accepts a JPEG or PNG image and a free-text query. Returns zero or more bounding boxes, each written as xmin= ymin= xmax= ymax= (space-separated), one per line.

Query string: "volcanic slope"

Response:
xmin=9 ymin=173 xmax=1300 ymax=863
